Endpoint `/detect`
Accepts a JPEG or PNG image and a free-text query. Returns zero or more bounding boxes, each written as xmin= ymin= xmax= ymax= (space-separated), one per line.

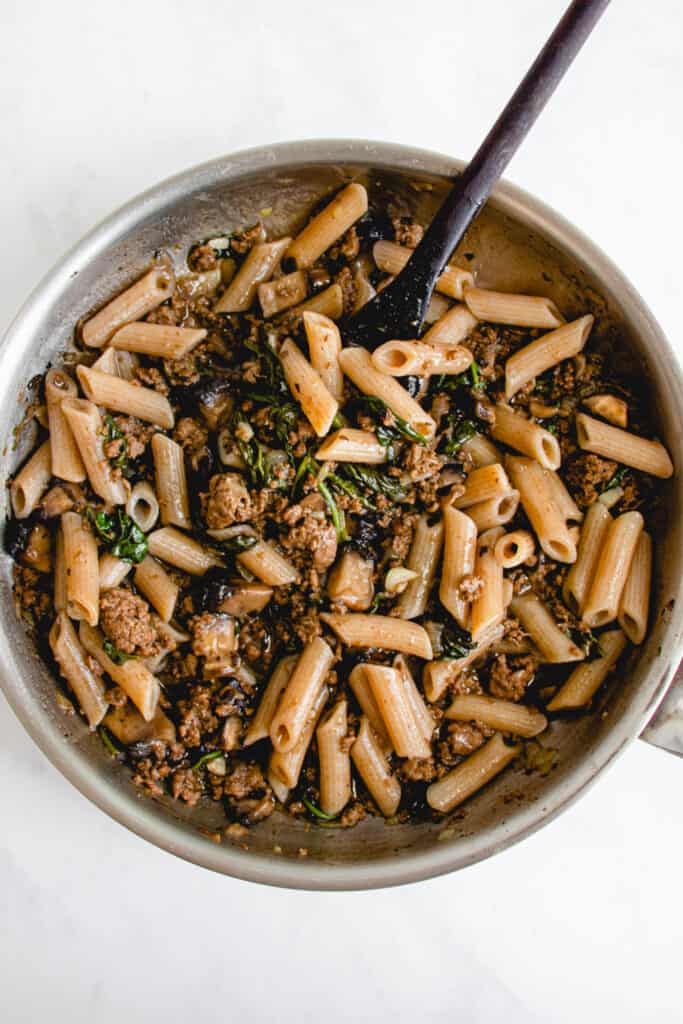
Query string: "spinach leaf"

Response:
xmin=98 ymin=726 xmax=122 ymax=756
xmin=231 ymin=413 xmax=270 ymax=487
xmin=361 ymin=395 xmax=428 ymax=447
xmin=103 ymin=639 xmax=137 ymax=665
xmin=601 ymin=465 xmax=628 ymax=492
xmin=317 ymin=479 xmax=350 ymax=543
xmin=302 ymin=796 xmax=339 ymax=821
xmin=443 ymin=417 xmax=477 ymax=456
xmin=219 ymin=534 xmax=258 ymax=554
xmin=191 ymin=750 xmax=224 ymax=771
xmin=339 ymin=463 xmax=407 ymax=501
xmin=87 ymin=508 xmax=148 ymax=564
xmin=103 ymin=415 xmax=128 ymax=470
xmin=440 ymin=621 xmax=476 ymax=660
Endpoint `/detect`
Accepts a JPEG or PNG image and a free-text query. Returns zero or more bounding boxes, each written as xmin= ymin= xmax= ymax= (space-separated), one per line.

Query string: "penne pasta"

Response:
xmin=423 ymin=303 xmax=478 ymax=346
xmin=446 ymin=694 xmax=547 ymax=738
xmin=148 ymin=526 xmax=223 ymax=575
xmin=364 ymin=664 xmax=431 ymax=759
xmin=470 ymin=538 xmax=505 ymax=643
xmin=76 ymin=365 xmax=174 ymax=429
xmin=316 ymin=428 xmax=386 ymax=464
xmin=463 ymin=287 xmax=564 ymax=329
xmin=258 ymin=270 xmax=308 ymax=318
xmin=351 ymin=716 xmax=401 ymax=817
xmin=290 ymin=283 xmax=344 ymax=321
xmin=105 ymin=702 xmax=176 ymax=745
xmin=547 ymin=629 xmax=627 ymax=710
xmin=126 ymin=481 xmax=160 ymax=533
xmin=10 ymin=440 xmax=52 ymax=519
xmin=618 ymin=531 xmax=652 ymax=645
xmin=243 ymin=654 xmax=298 ymax=746
xmin=339 ymin=347 xmax=436 ymax=440
xmin=134 ymin=555 xmax=179 ymax=622
xmin=98 ymin=552 xmax=132 ymax=591
xmin=214 ymin=238 xmax=291 ymax=313
xmin=395 ymin=515 xmax=444 ymax=620
xmin=348 ymin=664 xmax=393 ymax=754
xmin=61 ymin=511 xmax=100 ymax=627
xmin=582 ymin=511 xmax=644 ymax=628
xmin=45 ymin=370 xmax=86 ymax=482
xmin=109 ymin=322 xmax=206 ymax=359
xmin=575 ymin=413 xmax=673 ymax=478
xmin=491 ymin=403 xmax=561 ymax=471
xmin=269 ymin=685 xmax=329 ymax=789
xmin=464 ymin=491 xmax=520 ymax=533
xmin=81 ymin=266 xmax=175 ymax=348
xmin=542 ymin=467 xmax=583 ymax=524
xmin=393 ymin=654 xmax=435 ymax=743
xmin=279 ymin=338 xmax=339 ymax=437
xmin=373 ymin=240 xmax=473 ymax=300
xmin=426 ymin=733 xmax=520 ymax=813
xmin=439 ymin=506 xmax=477 ymax=628
xmin=504 ymin=315 xmax=593 ymax=398
xmin=460 ymin=433 xmax=502 ymax=468
xmin=53 ymin=528 xmax=68 ymax=612
xmin=316 ymin=700 xmax=352 ymax=817
xmin=270 ymin=637 xmax=335 ymax=753
xmin=61 ymin=398 xmax=129 ymax=505
xmin=371 ymin=340 xmax=472 ymax=377
xmin=287 ymin=183 xmax=368 ymax=268
xmin=152 ymin=433 xmax=190 ymax=530
xmin=583 ymin=394 xmax=628 ymax=428
xmin=506 ymin=456 xmax=576 ymax=563
xmin=327 ymin=550 xmax=375 ymax=611
xmin=320 ymin=612 xmax=433 ymax=660
xmin=509 ymin=591 xmax=585 ymax=663
xmin=49 ymin=614 xmax=108 ymax=729
xmin=494 ymin=530 xmax=535 ymax=568
xmin=303 ymin=311 xmax=344 ymax=401
xmin=562 ymin=502 xmax=611 ymax=615
xmin=452 ymin=463 xmax=512 ymax=509
xmin=79 ymin=621 xmax=160 ymax=722
xmin=237 ymin=539 xmax=298 ymax=586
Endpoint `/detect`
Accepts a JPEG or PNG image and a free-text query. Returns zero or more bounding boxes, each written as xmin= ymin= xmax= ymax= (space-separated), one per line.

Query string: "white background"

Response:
xmin=1 ymin=1 xmax=682 ymax=1020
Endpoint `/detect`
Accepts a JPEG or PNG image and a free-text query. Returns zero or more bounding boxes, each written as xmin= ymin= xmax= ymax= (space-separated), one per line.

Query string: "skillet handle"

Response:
xmin=640 ymin=661 xmax=683 ymax=756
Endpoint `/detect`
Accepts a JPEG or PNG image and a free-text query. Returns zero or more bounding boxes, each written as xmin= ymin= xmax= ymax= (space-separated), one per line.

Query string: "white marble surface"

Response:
xmin=2 ymin=1 xmax=683 ymax=1020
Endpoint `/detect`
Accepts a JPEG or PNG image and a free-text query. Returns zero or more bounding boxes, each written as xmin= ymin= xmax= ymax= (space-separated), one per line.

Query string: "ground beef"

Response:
xmin=439 ymin=722 xmax=489 ymax=762
xmin=280 ymin=508 xmax=338 ymax=572
xmin=13 ymin=565 xmax=52 ymax=622
xmin=230 ymin=222 xmax=265 ymax=255
xmin=563 ymin=452 xmax=618 ymax=509
xmin=488 ymin=654 xmax=537 ymax=701
xmin=223 ymin=761 xmax=275 ymax=823
xmin=459 ymin=574 xmax=485 ymax=601
xmin=203 ymin=473 xmax=253 ymax=529
xmin=329 ymin=226 xmax=360 ymax=263
xmin=134 ymin=366 xmax=169 ymax=395
xmin=334 ymin=266 xmax=357 ymax=315
xmin=163 ymin=354 xmax=200 ymax=386
xmin=99 ymin=588 xmax=162 ymax=657
xmin=340 ymin=802 xmax=367 ymax=828
xmin=400 ymin=758 xmax=437 ymax=782
xmin=188 ymin=243 xmax=219 ymax=272
xmin=174 ymin=416 xmax=210 ymax=470
xmin=392 ymin=217 xmax=424 ymax=248
xmin=176 ymin=685 xmax=219 ymax=747
xmin=171 ymin=767 xmax=204 ymax=806
xmin=404 ymin=444 xmax=442 ymax=482
xmin=107 ymin=415 xmax=155 ymax=460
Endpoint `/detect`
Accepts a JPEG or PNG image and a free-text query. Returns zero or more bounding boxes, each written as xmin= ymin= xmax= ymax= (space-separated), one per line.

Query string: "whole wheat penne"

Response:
xmin=91 ymin=347 xmax=119 ymax=374
xmin=54 ymin=528 xmax=67 ymax=611
xmin=148 ymin=526 xmax=223 ymax=575
xmin=134 ymin=555 xmax=179 ymax=622
xmin=510 ymin=591 xmax=584 ymax=663
xmin=423 ymin=624 xmax=504 ymax=702
xmin=98 ymin=552 xmax=132 ymax=591
xmin=460 ymin=434 xmax=502 ymax=468
xmin=491 ymin=403 xmax=561 ymax=470
xmin=214 ymin=238 xmax=291 ymax=313
xmin=258 ymin=270 xmax=308 ymax=318
xmin=373 ymin=240 xmax=473 ymax=300
xmin=423 ymin=303 xmax=478 ymax=346
xmin=351 ymin=715 xmax=401 ymax=818
xmin=452 ymin=463 xmax=512 ymax=509
xmin=583 ymin=394 xmax=628 ymax=428
xmin=152 ymin=434 xmax=190 ymax=529
xmin=547 ymin=628 xmax=627 ymax=710
xmin=81 ymin=266 xmax=175 ymax=347
xmin=339 ymin=347 xmax=436 ymax=440
xmin=243 ymin=654 xmax=299 ymax=746
xmin=237 ymin=540 xmax=298 ymax=586
xmin=465 ymin=491 xmax=520 ymax=533
xmin=45 ymin=370 xmax=86 ymax=482
xmin=267 ymin=770 xmax=291 ymax=806
xmin=395 ymin=515 xmax=444 ymax=620
xmin=270 ymin=637 xmax=335 ymax=752
xmin=287 ymin=183 xmax=368 ymax=268
xmin=303 ymin=311 xmax=344 ymax=401
xmin=109 ymin=322 xmax=207 ymax=359
xmin=49 ymin=614 xmax=108 ymax=729
xmin=542 ymin=467 xmax=583 ymax=524
xmin=348 ymin=664 xmax=393 ymax=753
xmin=494 ymin=530 xmax=535 ymax=568
xmin=506 ymin=456 xmax=576 ymax=563
xmin=316 ymin=428 xmax=386 ymax=464
xmin=321 ymin=612 xmax=433 ymax=659
xmin=582 ymin=511 xmax=644 ymax=628
xmin=562 ymin=503 xmax=612 ymax=615
xmin=105 ymin=703 xmax=176 ymax=745
xmin=269 ymin=685 xmax=329 ymax=789
xmin=76 ymin=365 xmax=174 ymax=429
xmin=61 ymin=511 xmax=99 ymax=626
xmin=327 ymin=550 xmax=375 ymax=611
xmin=10 ymin=440 xmax=52 ymax=519
xmin=463 ymin=288 xmax=564 ymax=329
xmin=470 ymin=540 xmax=505 ymax=643
xmin=279 ymin=338 xmax=339 ymax=437
xmin=317 ymin=700 xmax=352 ymax=817
xmin=618 ymin=531 xmax=652 ymax=644
xmin=290 ymin=283 xmax=344 ymax=321
xmin=393 ymin=655 xmax=435 ymax=743
xmin=504 ymin=315 xmax=593 ymax=398
xmin=427 ymin=733 xmax=519 ymax=812
xmin=61 ymin=399 xmax=129 ymax=506
xmin=446 ymin=694 xmax=547 ymax=737
xmin=365 ymin=664 xmax=431 ymax=759
xmin=79 ymin=621 xmax=160 ymax=721
xmin=575 ymin=413 xmax=673 ymax=478
xmin=440 ymin=506 xmax=477 ymax=628
xmin=372 ymin=340 xmax=472 ymax=377
xmin=126 ymin=481 xmax=160 ymax=533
